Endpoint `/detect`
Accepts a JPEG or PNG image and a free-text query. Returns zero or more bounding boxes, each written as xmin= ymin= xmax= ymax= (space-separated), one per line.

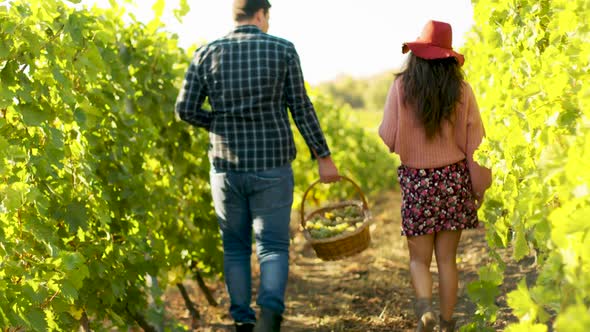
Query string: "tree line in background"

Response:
xmin=314 ymin=71 xmax=397 ymax=112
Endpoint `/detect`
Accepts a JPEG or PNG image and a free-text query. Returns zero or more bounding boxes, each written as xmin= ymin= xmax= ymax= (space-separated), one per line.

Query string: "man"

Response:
xmin=175 ymin=1 xmax=340 ymax=331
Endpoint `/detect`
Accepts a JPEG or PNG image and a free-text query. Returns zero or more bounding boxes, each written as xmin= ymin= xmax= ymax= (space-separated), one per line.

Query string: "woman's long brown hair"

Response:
xmin=398 ymin=53 xmax=464 ymax=139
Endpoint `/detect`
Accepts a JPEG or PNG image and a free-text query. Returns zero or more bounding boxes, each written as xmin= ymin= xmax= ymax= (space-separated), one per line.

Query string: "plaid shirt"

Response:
xmin=175 ymin=25 xmax=331 ymax=172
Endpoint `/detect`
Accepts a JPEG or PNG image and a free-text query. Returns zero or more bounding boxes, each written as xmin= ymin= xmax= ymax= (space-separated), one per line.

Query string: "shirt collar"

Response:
xmin=233 ymin=25 xmax=262 ymax=34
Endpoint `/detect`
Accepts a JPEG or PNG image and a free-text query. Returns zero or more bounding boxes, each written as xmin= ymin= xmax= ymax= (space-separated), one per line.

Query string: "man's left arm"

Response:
xmin=284 ymin=46 xmax=339 ymax=183
xmin=175 ymin=58 xmax=212 ymax=130
xmin=284 ymin=48 xmax=330 ymax=159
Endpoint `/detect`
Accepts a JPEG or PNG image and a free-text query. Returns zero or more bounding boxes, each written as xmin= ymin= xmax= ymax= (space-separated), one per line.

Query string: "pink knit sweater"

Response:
xmin=379 ymin=78 xmax=492 ymax=199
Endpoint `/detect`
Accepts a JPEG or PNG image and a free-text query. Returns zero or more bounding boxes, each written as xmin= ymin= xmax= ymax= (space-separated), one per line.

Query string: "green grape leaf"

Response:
xmin=26 ymin=308 xmax=47 ymax=332
xmin=64 ymin=202 xmax=88 ymax=232
xmin=173 ymin=0 xmax=190 ymax=23
xmin=504 ymin=321 xmax=548 ymax=332
xmin=21 ymin=104 xmax=52 ymax=126
xmin=152 ymin=0 xmax=165 ymax=20
xmin=60 ymin=279 xmax=79 ymax=301
xmin=507 ymin=279 xmax=541 ymax=322
xmin=513 ymin=226 xmax=529 ymax=261
xmin=555 ymin=304 xmax=590 ymax=332
xmin=478 ymin=264 xmax=504 ymax=286
xmin=466 ymin=280 xmax=499 ymax=304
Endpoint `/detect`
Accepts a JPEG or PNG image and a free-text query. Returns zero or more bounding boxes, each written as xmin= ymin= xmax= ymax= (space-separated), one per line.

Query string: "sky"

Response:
xmin=82 ymin=0 xmax=475 ymax=84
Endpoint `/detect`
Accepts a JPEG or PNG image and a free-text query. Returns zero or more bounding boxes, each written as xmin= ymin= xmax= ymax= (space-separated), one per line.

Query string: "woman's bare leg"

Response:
xmin=434 ymin=230 xmax=462 ymax=321
xmin=407 ymin=233 xmax=435 ymax=298
xmin=407 ymin=233 xmax=437 ymax=331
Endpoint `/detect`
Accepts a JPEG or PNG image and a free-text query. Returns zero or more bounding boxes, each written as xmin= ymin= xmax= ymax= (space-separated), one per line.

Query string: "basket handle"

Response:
xmin=300 ymin=176 xmax=369 ymax=227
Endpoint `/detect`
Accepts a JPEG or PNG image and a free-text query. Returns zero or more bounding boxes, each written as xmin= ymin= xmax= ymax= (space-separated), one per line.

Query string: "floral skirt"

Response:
xmin=398 ymin=160 xmax=478 ymax=237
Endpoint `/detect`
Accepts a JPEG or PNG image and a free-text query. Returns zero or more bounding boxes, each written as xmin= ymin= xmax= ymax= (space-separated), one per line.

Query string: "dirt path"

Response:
xmin=165 ymin=190 xmax=537 ymax=331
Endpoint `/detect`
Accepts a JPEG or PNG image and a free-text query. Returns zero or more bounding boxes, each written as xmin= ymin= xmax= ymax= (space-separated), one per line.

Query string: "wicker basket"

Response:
xmin=300 ymin=176 xmax=372 ymax=261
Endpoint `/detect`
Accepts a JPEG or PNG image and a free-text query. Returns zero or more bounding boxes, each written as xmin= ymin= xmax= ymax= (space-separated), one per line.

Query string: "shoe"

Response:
xmin=439 ymin=315 xmax=456 ymax=332
xmin=253 ymin=307 xmax=282 ymax=332
xmin=414 ymin=298 xmax=436 ymax=332
xmin=235 ymin=322 xmax=255 ymax=332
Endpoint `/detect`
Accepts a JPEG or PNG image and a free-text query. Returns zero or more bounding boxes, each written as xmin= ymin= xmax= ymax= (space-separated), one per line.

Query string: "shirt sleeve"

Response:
xmin=379 ymin=80 xmax=399 ymax=153
xmin=284 ymin=46 xmax=331 ymax=159
xmin=465 ymin=84 xmax=492 ymax=200
xmin=175 ymin=50 xmax=212 ymax=130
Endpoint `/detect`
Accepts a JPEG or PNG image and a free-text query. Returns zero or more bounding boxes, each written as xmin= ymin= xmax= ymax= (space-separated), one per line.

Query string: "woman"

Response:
xmin=379 ymin=20 xmax=492 ymax=332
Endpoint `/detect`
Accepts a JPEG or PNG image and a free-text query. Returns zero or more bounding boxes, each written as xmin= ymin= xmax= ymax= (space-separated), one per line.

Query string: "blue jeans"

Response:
xmin=210 ymin=164 xmax=294 ymax=324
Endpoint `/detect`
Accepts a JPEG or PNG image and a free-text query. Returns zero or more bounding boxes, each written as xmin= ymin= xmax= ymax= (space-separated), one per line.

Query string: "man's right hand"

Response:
xmin=317 ymin=156 xmax=340 ymax=183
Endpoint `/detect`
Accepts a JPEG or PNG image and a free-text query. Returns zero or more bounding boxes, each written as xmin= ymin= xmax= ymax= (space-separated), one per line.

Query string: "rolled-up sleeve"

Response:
xmin=175 ymin=51 xmax=212 ymax=130
xmin=379 ymin=81 xmax=399 ymax=153
xmin=284 ymin=46 xmax=330 ymax=159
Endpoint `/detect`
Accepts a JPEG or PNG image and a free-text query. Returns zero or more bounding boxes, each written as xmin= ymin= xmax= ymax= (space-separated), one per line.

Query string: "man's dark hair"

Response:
xmin=398 ymin=53 xmax=464 ymax=139
xmin=233 ymin=0 xmax=271 ymax=22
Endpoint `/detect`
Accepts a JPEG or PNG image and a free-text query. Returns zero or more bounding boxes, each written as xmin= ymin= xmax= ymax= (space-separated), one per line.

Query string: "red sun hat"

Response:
xmin=402 ymin=20 xmax=465 ymax=66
